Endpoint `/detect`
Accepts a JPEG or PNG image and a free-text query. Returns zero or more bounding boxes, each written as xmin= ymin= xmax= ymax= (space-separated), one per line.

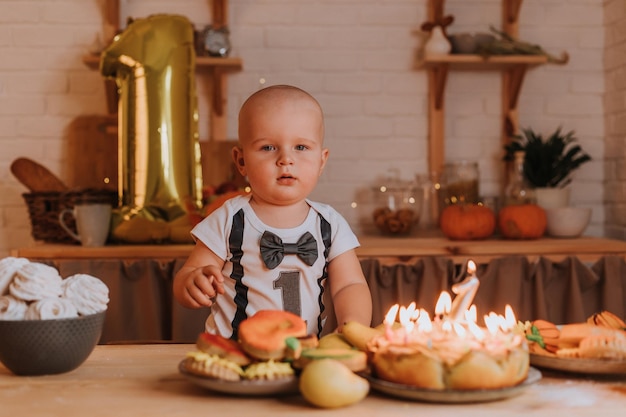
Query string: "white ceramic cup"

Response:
xmin=58 ymin=204 xmax=112 ymax=247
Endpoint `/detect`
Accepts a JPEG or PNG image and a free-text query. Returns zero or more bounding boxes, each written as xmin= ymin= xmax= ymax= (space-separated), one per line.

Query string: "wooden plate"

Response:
xmin=530 ymin=353 xmax=626 ymax=375
xmin=363 ymin=367 xmax=541 ymax=404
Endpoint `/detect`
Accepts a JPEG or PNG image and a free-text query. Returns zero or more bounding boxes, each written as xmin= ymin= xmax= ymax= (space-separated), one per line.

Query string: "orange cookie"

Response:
xmin=558 ymin=323 xmax=621 ymax=348
xmin=579 ymin=335 xmax=626 ymax=360
xmin=531 ymin=320 xmax=560 ymax=353
xmin=238 ymin=310 xmax=307 ymax=360
xmin=196 ymin=332 xmax=251 ymax=366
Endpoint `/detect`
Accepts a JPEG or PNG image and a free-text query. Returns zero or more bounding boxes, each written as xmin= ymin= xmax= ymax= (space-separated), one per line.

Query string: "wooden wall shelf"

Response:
xmin=12 ymin=236 xmax=626 ymax=264
xmin=424 ymin=0 xmax=561 ymax=184
xmin=422 ymin=54 xmax=548 ymax=67
xmin=82 ymin=54 xmax=242 ymax=71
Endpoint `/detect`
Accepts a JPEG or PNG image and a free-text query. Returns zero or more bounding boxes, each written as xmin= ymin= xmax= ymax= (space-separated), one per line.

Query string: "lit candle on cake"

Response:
xmin=383 ymin=304 xmax=399 ymax=340
xmin=370 ymin=289 xmax=528 ymax=391
xmin=448 ymin=260 xmax=479 ymax=321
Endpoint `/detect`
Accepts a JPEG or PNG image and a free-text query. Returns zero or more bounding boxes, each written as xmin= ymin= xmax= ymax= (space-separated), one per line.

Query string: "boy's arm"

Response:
xmin=327 ymin=249 xmax=372 ymax=330
xmin=173 ymin=241 xmax=226 ymax=309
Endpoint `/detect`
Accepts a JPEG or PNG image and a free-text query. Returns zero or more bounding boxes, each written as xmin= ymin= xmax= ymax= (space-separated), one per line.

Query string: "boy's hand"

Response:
xmin=183 ymin=265 xmax=226 ymax=307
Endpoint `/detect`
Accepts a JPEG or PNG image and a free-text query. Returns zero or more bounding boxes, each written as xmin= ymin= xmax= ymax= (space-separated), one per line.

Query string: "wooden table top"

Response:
xmin=11 ymin=235 xmax=626 ymax=263
xmin=1 ymin=344 xmax=625 ymax=416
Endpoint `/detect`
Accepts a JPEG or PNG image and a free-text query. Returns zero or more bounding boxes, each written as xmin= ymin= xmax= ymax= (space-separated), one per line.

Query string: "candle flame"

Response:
xmin=399 ymin=304 xmax=415 ymax=326
xmin=504 ymin=304 xmax=516 ymax=330
xmin=484 ymin=312 xmax=500 ymax=335
xmin=417 ymin=309 xmax=432 ymax=332
xmin=467 ymin=260 xmax=476 ymax=275
xmin=385 ymin=304 xmax=399 ymax=325
xmin=435 ymin=291 xmax=451 ymax=316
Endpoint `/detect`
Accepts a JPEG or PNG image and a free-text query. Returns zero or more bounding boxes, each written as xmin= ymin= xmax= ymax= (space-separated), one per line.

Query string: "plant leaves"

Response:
xmin=503 ymin=126 xmax=591 ymax=188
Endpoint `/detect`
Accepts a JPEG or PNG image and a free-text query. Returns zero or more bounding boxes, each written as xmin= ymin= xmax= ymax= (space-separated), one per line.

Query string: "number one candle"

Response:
xmin=448 ymin=260 xmax=480 ymax=321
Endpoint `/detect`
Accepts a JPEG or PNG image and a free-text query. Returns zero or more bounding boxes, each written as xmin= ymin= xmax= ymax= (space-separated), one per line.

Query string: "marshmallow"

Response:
xmin=0 ymin=257 xmax=30 ymax=295
xmin=62 ymin=274 xmax=109 ymax=315
xmin=10 ymin=262 xmax=63 ymax=301
xmin=25 ymin=297 xmax=78 ymax=320
xmin=0 ymin=295 xmax=29 ymax=320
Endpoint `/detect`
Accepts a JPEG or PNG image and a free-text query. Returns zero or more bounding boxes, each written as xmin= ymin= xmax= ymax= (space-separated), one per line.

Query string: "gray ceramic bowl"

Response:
xmin=0 ymin=311 xmax=105 ymax=376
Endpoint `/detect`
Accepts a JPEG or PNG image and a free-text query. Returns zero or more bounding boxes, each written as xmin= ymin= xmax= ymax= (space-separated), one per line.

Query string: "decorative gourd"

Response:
xmin=439 ymin=204 xmax=496 ymax=240
xmin=498 ymin=204 xmax=546 ymax=239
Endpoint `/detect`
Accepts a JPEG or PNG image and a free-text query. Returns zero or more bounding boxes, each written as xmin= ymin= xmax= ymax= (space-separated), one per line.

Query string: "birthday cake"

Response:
xmin=366 ymin=262 xmax=529 ymax=390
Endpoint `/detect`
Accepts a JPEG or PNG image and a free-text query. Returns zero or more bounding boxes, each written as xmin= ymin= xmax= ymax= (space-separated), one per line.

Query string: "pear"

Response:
xmin=299 ymin=359 xmax=369 ymax=408
xmin=318 ymin=333 xmax=353 ymax=350
xmin=341 ymin=321 xmax=383 ymax=351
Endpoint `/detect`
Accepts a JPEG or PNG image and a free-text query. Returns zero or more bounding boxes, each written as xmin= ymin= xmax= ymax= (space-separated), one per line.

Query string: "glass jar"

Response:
xmin=371 ymin=177 xmax=421 ymax=236
xmin=442 ymin=161 xmax=479 ymax=205
xmin=415 ymin=172 xmax=442 ymax=229
xmin=503 ymin=151 xmax=535 ymax=206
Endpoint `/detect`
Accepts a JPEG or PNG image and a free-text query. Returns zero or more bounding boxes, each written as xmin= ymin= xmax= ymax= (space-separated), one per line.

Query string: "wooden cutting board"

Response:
xmin=67 ymin=114 xmax=118 ymax=191
xmin=66 ymin=115 xmax=243 ymax=192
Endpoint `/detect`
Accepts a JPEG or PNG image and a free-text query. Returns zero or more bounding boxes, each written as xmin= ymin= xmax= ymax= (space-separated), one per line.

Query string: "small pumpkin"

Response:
xmin=439 ymin=203 xmax=496 ymax=240
xmin=498 ymin=204 xmax=546 ymax=239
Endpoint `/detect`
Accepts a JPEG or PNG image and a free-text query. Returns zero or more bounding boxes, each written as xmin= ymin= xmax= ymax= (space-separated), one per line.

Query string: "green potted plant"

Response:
xmin=503 ymin=126 xmax=591 ymax=208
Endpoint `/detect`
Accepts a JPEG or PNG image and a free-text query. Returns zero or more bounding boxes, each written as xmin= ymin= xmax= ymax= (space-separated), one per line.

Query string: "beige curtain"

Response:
xmin=40 ymin=255 xmax=626 ymax=343
xmin=364 ymin=255 xmax=626 ymax=326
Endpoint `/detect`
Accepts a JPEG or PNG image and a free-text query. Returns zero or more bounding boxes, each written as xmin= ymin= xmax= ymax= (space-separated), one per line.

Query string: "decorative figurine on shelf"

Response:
xmin=421 ymin=14 xmax=454 ymax=57
xmin=424 ymin=26 xmax=451 ymax=57
xmin=100 ymin=14 xmax=203 ymax=243
xmin=202 ymin=25 xmax=231 ymax=57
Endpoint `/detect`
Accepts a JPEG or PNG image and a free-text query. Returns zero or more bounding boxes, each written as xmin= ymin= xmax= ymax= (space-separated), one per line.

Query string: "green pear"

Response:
xmin=299 ymin=359 xmax=369 ymax=408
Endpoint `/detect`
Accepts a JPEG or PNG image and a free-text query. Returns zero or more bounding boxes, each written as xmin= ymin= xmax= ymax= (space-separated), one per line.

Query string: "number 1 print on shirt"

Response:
xmin=274 ymin=271 xmax=301 ymax=316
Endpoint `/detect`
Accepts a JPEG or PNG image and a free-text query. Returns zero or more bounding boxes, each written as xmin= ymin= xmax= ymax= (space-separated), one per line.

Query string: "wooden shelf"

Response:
xmin=422 ymin=54 xmax=548 ymax=68
xmin=424 ymin=0 xmax=560 ymax=184
xmin=12 ymin=236 xmax=626 ymax=264
xmin=82 ymin=54 xmax=242 ymax=71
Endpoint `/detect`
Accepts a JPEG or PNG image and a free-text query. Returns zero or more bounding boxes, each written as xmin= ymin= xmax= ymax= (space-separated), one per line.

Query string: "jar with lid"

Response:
xmin=371 ymin=173 xmax=421 ymax=236
xmin=442 ymin=161 xmax=479 ymax=205
xmin=503 ymin=151 xmax=535 ymax=206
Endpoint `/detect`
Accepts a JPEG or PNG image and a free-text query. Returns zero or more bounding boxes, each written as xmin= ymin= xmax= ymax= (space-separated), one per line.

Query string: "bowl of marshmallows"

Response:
xmin=0 ymin=257 xmax=109 ymax=376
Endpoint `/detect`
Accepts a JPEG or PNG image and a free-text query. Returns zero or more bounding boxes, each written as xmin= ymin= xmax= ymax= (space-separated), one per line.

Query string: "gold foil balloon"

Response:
xmin=100 ymin=14 xmax=202 ymax=236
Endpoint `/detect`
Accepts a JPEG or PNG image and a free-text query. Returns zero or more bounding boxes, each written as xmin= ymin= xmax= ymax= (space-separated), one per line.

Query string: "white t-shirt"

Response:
xmin=191 ymin=194 xmax=359 ymax=338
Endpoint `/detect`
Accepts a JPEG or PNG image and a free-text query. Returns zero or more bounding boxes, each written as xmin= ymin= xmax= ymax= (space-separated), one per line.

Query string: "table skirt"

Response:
xmin=38 ymin=255 xmax=626 ymax=343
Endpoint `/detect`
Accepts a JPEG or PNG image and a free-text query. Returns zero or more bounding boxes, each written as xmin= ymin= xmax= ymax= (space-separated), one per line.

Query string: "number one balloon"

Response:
xmin=100 ymin=14 xmax=202 ymax=224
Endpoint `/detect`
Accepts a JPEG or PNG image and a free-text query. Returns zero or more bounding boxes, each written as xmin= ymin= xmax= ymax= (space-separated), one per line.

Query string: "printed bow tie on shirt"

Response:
xmin=259 ymin=231 xmax=318 ymax=269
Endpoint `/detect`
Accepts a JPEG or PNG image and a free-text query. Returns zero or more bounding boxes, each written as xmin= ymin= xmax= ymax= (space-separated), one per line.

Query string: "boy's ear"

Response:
xmin=232 ymin=146 xmax=246 ymax=175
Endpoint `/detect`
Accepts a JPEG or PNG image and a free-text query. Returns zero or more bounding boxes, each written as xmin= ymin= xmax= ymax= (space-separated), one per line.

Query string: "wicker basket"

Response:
xmin=22 ymin=189 xmax=118 ymax=244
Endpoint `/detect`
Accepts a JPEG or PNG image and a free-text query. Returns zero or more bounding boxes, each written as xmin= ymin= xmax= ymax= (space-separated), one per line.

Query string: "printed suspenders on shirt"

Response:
xmin=228 ymin=209 xmax=331 ymax=339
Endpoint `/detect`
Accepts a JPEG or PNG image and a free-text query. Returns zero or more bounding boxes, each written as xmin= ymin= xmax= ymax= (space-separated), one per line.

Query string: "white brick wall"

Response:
xmin=0 ymin=0 xmax=613 ymax=256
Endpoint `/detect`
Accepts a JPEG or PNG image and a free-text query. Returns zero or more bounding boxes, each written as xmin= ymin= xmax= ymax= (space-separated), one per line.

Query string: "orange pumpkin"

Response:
xmin=439 ymin=203 xmax=496 ymax=240
xmin=498 ymin=204 xmax=546 ymax=239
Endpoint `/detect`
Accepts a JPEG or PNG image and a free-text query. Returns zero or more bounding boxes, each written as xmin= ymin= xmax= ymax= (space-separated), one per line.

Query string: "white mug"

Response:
xmin=59 ymin=204 xmax=112 ymax=247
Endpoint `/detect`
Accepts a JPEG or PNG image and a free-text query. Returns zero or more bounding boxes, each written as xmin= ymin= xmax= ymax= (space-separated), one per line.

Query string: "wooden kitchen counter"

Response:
xmin=11 ymin=235 xmax=626 ymax=263
xmin=1 ymin=343 xmax=625 ymax=417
